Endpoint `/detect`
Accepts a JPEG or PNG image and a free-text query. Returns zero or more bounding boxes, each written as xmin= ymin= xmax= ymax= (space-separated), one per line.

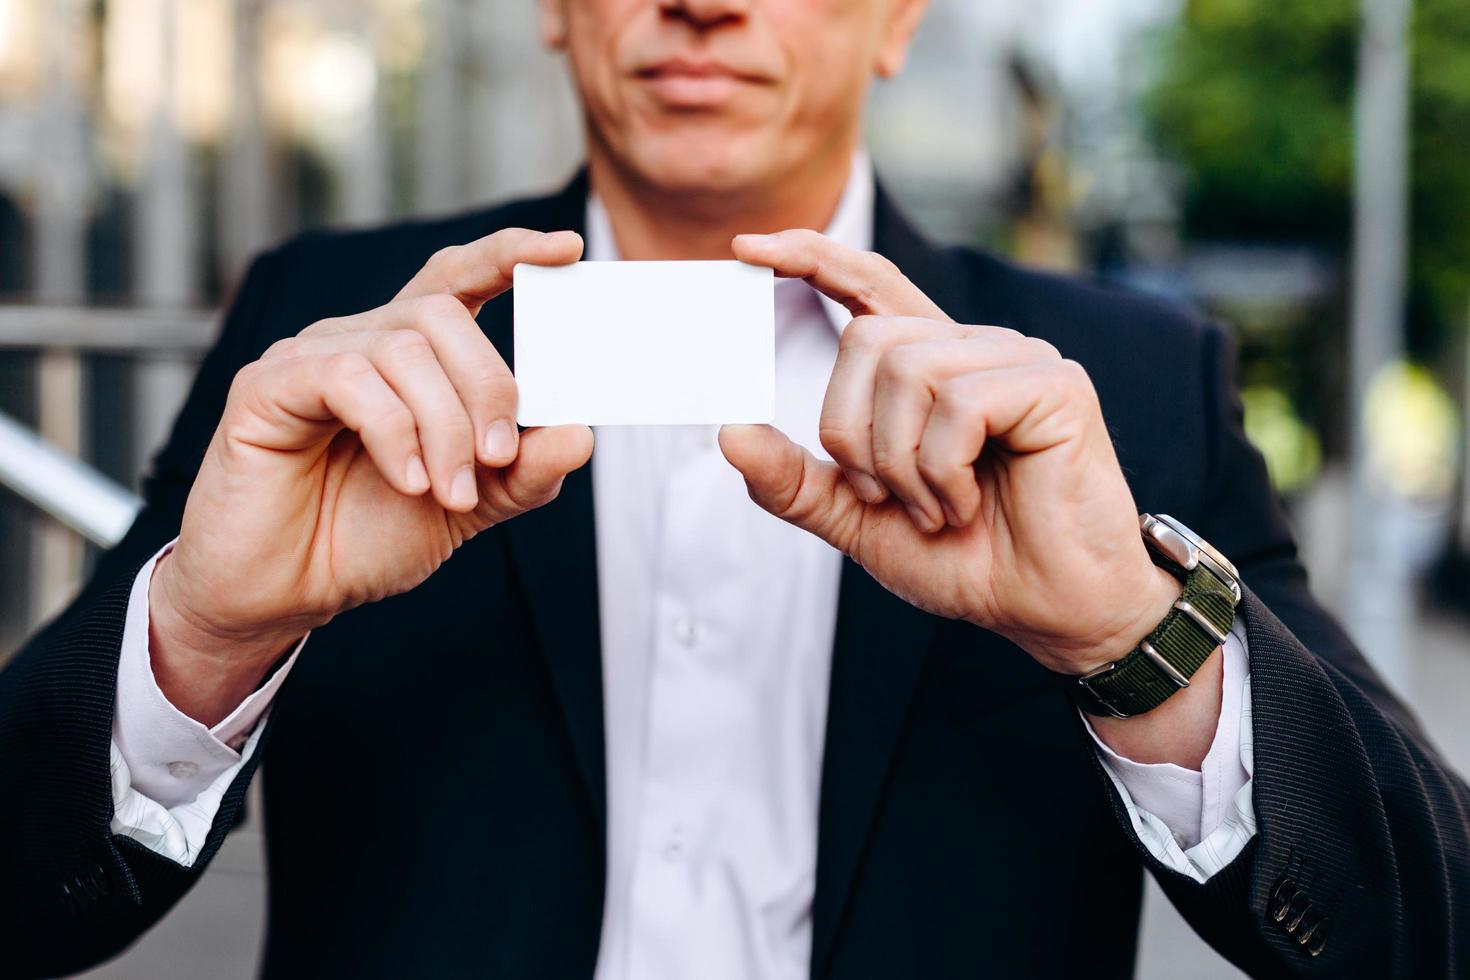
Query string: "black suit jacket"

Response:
xmin=3 ymin=174 xmax=1468 ymax=979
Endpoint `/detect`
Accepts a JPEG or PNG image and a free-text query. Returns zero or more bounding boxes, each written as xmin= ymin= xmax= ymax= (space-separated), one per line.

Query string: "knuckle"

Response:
xmin=227 ymin=360 xmax=264 ymax=398
xmin=373 ymin=402 xmax=415 ymax=435
xmin=1027 ymin=336 xmax=1062 ymax=360
xmin=857 ymin=253 xmax=901 ymax=297
xmin=976 ymin=324 xmax=1024 ymax=342
xmin=934 ymin=375 xmax=978 ymax=416
xmin=535 ymin=476 xmax=567 ymax=508
xmin=502 ymin=472 xmax=547 ymax=513
xmin=437 ymin=415 xmax=475 ymax=448
xmin=868 ymin=251 xmax=901 ymax=279
xmin=494 ymin=226 xmax=533 ymax=247
xmin=325 ymin=349 xmax=374 ymax=383
xmin=877 ymin=345 xmax=925 ymax=386
xmin=298 ymin=315 xmax=344 ymax=339
xmin=853 ymin=279 xmax=883 ymax=314
xmin=379 ymin=328 xmax=434 ymax=360
xmin=871 ymin=444 xmax=906 ymax=480
xmin=420 ymin=402 xmax=473 ymax=442
xmin=785 ymin=227 xmax=823 ymax=249
xmin=262 ymin=337 xmax=298 ymax=360
xmin=916 ymin=451 xmax=950 ymax=485
xmin=818 ymin=421 xmax=861 ymax=461
xmin=476 ymin=370 xmax=518 ymax=407
xmin=438 ymin=401 xmax=474 ymax=432
xmin=841 ymin=315 xmax=884 ymax=350
xmin=411 ymin=292 xmax=464 ymax=322
xmin=426 ymin=245 xmax=463 ymax=277
xmin=1057 ymin=358 xmax=1096 ymax=396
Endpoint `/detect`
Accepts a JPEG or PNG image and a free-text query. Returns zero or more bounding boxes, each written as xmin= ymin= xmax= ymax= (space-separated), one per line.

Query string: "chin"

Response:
xmin=625 ymin=124 xmax=785 ymax=198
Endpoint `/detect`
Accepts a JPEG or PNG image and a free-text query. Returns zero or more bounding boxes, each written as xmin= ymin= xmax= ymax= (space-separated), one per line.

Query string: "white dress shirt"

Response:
xmin=109 ymin=154 xmax=1256 ymax=978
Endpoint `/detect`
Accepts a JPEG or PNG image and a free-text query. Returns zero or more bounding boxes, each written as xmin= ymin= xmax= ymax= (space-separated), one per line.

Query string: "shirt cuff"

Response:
xmin=109 ymin=542 xmax=304 ymax=862
xmin=109 ymin=714 xmax=271 ymax=867
xmin=1082 ymin=619 xmax=1256 ymax=883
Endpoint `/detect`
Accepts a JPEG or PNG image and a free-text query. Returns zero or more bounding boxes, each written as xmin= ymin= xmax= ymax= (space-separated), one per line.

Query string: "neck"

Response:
xmin=586 ymin=135 xmax=859 ymax=260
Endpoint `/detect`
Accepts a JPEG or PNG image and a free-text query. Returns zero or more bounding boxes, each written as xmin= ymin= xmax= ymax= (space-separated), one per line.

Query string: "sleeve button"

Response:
xmin=167 ymin=760 xmax=200 ymax=780
xmin=1283 ymin=894 xmax=1313 ymax=933
xmin=1269 ymin=877 xmax=1297 ymax=922
xmin=1304 ymin=916 xmax=1331 ymax=957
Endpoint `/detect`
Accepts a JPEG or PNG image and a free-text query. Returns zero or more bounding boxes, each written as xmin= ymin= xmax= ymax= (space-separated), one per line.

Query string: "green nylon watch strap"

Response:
xmin=1069 ymin=565 xmax=1238 ymax=718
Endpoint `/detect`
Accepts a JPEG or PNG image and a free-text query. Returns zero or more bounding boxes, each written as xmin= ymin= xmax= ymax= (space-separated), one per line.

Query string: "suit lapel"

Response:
xmin=811 ymin=185 xmax=966 ymax=976
xmin=479 ymin=172 xmax=609 ymax=832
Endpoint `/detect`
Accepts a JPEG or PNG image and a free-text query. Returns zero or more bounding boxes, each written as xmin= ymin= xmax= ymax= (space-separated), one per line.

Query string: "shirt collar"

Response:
xmin=584 ymin=151 xmax=875 ymax=337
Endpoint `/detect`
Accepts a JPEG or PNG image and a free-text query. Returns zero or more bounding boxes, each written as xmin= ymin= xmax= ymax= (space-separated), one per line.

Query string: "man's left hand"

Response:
xmin=723 ymin=229 xmax=1183 ymax=678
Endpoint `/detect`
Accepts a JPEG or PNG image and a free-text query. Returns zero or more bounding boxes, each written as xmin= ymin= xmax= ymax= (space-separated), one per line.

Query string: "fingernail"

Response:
xmin=844 ymin=468 xmax=884 ymax=503
xmin=906 ymin=503 xmax=939 ymax=533
xmin=450 ymin=465 xmax=478 ymax=509
xmin=405 ymin=455 xmax=429 ymax=493
xmin=483 ymin=419 xmax=517 ymax=462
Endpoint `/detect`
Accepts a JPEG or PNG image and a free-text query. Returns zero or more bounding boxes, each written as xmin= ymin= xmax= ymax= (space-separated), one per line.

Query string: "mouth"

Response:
xmin=634 ymin=58 xmax=772 ymax=107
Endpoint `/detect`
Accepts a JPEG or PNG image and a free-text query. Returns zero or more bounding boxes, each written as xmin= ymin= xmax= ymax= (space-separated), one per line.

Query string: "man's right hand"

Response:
xmin=149 ymin=228 xmax=592 ymax=725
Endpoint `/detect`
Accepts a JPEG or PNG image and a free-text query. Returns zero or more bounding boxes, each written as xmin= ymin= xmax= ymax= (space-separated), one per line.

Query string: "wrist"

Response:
xmin=149 ymin=553 xmax=301 ymax=726
xmin=1088 ymin=646 xmax=1224 ymax=767
xmin=1053 ymin=563 xmax=1185 ymax=676
xmin=1068 ymin=559 xmax=1229 ymax=764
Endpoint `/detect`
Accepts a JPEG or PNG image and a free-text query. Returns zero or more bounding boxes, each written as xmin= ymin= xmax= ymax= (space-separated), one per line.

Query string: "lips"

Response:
xmin=635 ymin=57 xmax=772 ymax=107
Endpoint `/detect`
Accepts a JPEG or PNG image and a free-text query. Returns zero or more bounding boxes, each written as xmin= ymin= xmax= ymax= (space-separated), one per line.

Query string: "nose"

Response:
xmin=658 ymin=0 xmax=749 ymax=30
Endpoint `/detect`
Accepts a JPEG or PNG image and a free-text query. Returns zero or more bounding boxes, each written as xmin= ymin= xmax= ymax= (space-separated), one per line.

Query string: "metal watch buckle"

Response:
xmin=1140 ymin=513 xmax=1242 ymax=603
xmin=1076 ymin=641 xmax=1192 ymax=720
xmin=1075 ymin=661 xmax=1131 ymax=719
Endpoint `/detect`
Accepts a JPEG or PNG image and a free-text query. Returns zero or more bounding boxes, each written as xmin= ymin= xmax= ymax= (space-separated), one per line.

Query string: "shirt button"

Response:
xmin=662 ymin=829 xmax=687 ymax=863
xmin=166 ymin=761 xmax=199 ymax=780
xmin=673 ymin=617 xmax=701 ymax=647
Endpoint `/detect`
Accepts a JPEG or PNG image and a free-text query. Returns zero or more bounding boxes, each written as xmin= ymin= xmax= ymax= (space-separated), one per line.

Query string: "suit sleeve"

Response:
xmin=0 ymin=248 xmax=287 ymax=978
xmin=1102 ymin=321 xmax=1470 ymax=978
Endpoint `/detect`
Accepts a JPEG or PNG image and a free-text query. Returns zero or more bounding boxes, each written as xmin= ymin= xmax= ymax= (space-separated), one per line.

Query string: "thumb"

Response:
xmin=718 ymin=424 xmax=862 ymax=553
xmin=484 ymin=424 xmax=594 ymax=520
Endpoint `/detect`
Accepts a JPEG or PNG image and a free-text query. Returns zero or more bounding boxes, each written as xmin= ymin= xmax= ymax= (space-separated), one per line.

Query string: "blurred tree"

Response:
xmin=1144 ymin=0 xmax=1470 ymax=358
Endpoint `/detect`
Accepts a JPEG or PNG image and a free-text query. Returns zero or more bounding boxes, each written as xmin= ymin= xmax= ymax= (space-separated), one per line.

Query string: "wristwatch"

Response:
xmin=1068 ymin=514 xmax=1241 ymax=719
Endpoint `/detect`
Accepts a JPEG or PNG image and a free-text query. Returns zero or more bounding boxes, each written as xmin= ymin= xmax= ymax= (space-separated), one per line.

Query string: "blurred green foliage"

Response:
xmin=1144 ymin=0 xmax=1470 ymax=356
xmin=1241 ymin=385 xmax=1324 ymax=493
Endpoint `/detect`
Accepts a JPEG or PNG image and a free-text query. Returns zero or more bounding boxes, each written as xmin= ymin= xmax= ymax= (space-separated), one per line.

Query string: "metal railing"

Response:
xmin=0 ymin=306 xmax=215 ymax=550
xmin=0 ymin=410 xmax=140 ymax=548
xmin=0 ymin=306 xmax=215 ymax=645
xmin=0 ymin=306 xmax=216 ymax=355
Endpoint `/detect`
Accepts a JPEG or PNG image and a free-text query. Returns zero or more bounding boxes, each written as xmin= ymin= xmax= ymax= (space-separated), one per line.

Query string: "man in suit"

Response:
xmin=3 ymin=0 xmax=1468 ymax=976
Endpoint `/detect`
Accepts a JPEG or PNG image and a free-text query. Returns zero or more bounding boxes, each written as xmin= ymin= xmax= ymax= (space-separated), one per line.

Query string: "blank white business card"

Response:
xmin=513 ymin=261 xmax=775 ymax=426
